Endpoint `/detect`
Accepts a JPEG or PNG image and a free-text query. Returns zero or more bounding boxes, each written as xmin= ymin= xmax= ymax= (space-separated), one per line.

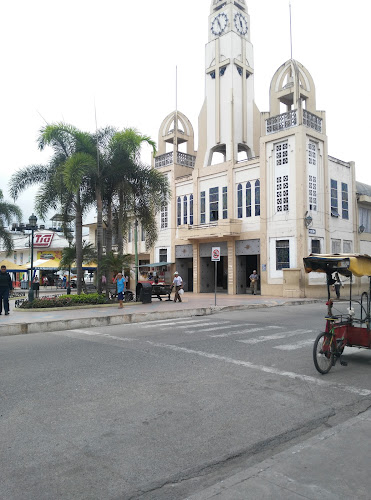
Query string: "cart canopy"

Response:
xmin=303 ymin=253 xmax=371 ymax=277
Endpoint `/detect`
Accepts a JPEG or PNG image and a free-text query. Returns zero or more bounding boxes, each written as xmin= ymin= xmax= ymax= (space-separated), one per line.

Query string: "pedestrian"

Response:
xmin=43 ymin=276 xmax=48 ymax=288
xmin=113 ymin=272 xmax=125 ymax=309
xmin=249 ymin=270 xmax=259 ymax=295
xmin=32 ymin=275 xmax=40 ymax=298
xmin=172 ymin=271 xmax=183 ymax=303
xmin=334 ymin=272 xmax=344 ymax=299
xmin=0 ymin=265 xmax=13 ymax=315
xmin=62 ymin=275 xmax=67 ymax=289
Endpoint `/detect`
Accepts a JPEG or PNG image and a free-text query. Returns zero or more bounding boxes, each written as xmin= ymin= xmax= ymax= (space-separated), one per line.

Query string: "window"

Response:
xmin=128 ymin=224 xmax=132 ymax=242
xmin=276 ymin=240 xmax=290 ymax=270
xmin=161 ymin=205 xmax=168 ymax=229
xmin=331 ymin=239 xmax=341 ymax=253
xmin=359 ymin=207 xmax=371 ymax=233
xmin=276 ymin=175 xmax=289 ymax=212
xmin=159 ymin=248 xmax=167 ymax=262
xmin=308 ymin=141 xmax=316 ymax=165
xmin=190 ymin=195 xmax=194 ymax=225
xmin=200 ymin=191 xmax=206 ymax=224
xmin=14 ymin=253 xmax=17 ymax=263
xmin=311 ymin=239 xmax=321 ymax=254
xmin=331 ymin=179 xmax=338 ymax=217
xmin=342 ymin=183 xmax=349 ymax=219
xmin=255 ymin=180 xmax=260 ymax=216
xmin=222 ymin=187 xmax=228 ymax=219
xmin=20 ymin=253 xmax=23 ymax=264
xmin=209 ymin=187 xmax=219 ymax=222
xmin=343 ymin=240 xmax=352 ymax=253
xmin=309 ymin=175 xmax=317 ymax=211
xmin=246 ymin=182 xmax=251 ymax=217
xmin=177 ymin=197 xmax=181 ymax=226
xmin=237 ymin=184 xmax=242 ymax=218
xmin=183 ymin=196 xmax=188 ymax=225
xmin=276 ymin=142 xmax=288 ymax=165
xmin=141 ymin=225 xmax=145 ymax=242
xmin=276 ymin=143 xmax=289 ymax=212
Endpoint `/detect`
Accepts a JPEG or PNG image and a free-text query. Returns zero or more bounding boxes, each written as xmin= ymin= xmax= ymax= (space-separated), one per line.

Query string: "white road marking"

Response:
xmin=138 ymin=319 xmax=224 ymax=329
xmin=238 ymin=329 xmax=314 ymax=345
xmin=67 ymin=330 xmax=135 ymax=342
xmin=146 ymin=341 xmax=371 ymax=397
xmin=274 ymin=339 xmax=315 ymax=350
xmin=158 ymin=321 xmax=232 ymax=332
xmin=187 ymin=323 xmax=256 ymax=334
xmin=210 ymin=325 xmax=283 ymax=338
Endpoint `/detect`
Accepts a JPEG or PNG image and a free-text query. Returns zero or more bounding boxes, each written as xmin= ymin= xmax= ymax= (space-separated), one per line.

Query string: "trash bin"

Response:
xmin=136 ymin=282 xmax=152 ymax=304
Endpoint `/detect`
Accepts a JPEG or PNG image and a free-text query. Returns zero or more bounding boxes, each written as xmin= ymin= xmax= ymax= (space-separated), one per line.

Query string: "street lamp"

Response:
xmin=27 ymin=213 xmax=38 ymax=302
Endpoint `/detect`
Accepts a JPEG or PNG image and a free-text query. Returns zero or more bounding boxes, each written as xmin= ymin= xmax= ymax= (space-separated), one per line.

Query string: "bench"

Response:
xmin=151 ymin=283 xmax=172 ymax=301
xmin=83 ymin=283 xmax=98 ymax=294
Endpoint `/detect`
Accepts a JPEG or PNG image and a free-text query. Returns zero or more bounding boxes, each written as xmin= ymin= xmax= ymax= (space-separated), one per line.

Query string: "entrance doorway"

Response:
xmin=236 ymin=255 xmax=259 ymax=294
xmin=200 ymin=256 xmax=228 ymax=293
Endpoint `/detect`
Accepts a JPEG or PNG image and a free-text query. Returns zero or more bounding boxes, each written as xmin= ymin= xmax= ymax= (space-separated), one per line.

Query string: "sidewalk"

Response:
xmin=187 ymin=407 xmax=371 ymax=500
xmin=0 ymin=291 xmax=320 ymax=336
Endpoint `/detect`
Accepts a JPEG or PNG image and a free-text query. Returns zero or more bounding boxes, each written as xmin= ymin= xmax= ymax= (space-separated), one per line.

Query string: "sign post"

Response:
xmin=211 ymin=247 xmax=221 ymax=306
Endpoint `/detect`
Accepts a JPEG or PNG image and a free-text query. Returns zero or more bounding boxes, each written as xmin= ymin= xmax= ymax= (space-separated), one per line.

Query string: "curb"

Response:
xmin=0 ymin=299 xmax=322 ymax=337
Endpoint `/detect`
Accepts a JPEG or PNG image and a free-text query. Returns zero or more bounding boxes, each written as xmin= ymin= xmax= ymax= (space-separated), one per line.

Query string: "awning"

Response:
xmin=138 ymin=262 xmax=174 ymax=268
xmin=26 ymin=258 xmax=61 ymax=270
xmin=303 ymin=253 xmax=371 ymax=278
xmin=0 ymin=259 xmax=26 ymax=272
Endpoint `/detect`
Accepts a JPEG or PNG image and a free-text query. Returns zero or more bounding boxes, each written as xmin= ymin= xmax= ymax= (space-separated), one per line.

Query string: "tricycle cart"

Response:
xmin=303 ymin=253 xmax=371 ymax=374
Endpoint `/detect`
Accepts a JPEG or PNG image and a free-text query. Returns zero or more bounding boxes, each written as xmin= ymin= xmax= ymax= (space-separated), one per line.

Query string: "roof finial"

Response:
xmin=289 ymin=1 xmax=293 ymax=60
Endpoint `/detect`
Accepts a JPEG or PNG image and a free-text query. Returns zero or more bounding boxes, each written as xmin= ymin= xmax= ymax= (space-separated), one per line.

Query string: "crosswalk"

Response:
xmin=135 ymin=317 xmax=315 ymax=351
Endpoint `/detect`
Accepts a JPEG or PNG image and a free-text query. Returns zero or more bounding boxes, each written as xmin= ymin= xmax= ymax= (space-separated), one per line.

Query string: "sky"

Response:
xmin=0 ymin=0 xmax=369 ymax=225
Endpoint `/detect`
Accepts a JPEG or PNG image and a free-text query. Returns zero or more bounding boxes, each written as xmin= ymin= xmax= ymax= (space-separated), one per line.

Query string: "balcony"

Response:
xmin=266 ymin=109 xmax=322 ymax=135
xmin=155 ymin=151 xmax=196 ymax=169
xmin=177 ymin=219 xmax=242 ymax=240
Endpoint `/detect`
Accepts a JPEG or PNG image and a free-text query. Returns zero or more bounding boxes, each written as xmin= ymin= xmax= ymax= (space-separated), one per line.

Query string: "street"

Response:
xmin=1 ymin=303 xmax=371 ymax=499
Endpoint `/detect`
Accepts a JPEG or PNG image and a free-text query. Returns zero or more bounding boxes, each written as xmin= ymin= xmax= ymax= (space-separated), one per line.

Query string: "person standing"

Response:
xmin=62 ymin=275 xmax=67 ymax=289
xmin=172 ymin=271 xmax=183 ymax=303
xmin=334 ymin=272 xmax=344 ymax=299
xmin=113 ymin=272 xmax=125 ymax=309
xmin=249 ymin=270 xmax=259 ymax=295
xmin=32 ymin=275 xmax=40 ymax=298
xmin=0 ymin=265 xmax=13 ymax=315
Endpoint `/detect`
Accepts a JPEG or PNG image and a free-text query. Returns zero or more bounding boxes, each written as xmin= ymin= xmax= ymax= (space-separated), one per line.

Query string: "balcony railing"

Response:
xmin=303 ymin=109 xmax=322 ymax=133
xmin=266 ymin=110 xmax=298 ymax=134
xmin=155 ymin=151 xmax=196 ymax=169
xmin=266 ymin=109 xmax=323 ymax=135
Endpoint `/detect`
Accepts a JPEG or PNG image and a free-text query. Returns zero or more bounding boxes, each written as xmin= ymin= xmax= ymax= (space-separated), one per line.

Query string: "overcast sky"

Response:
xmin=1 ymin=0 xmax=369 ymax=224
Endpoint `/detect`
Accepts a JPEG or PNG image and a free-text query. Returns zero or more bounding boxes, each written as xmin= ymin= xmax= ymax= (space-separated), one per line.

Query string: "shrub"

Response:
xmin=20 ymin=293 xmax=108 ymax=309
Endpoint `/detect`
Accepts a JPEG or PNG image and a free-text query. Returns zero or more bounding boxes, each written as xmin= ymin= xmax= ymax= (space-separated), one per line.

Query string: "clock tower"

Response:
xmin=204 ymin=0 xmax=259 ymax=166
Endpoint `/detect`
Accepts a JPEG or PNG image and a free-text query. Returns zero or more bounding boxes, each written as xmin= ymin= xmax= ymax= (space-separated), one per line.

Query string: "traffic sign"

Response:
xmin=212 ymin=247 xmax=220 ymax=261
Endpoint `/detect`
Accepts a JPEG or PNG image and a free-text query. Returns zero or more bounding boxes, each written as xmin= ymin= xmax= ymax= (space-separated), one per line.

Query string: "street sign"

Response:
xmin=212 ymin=247 xmax=221 ymax=261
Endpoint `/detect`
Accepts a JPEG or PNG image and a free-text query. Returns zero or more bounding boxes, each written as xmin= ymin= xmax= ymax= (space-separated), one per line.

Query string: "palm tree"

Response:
xmin=0 ymin=190 xmax=22 ymax=255
xmin=60 ymin=240 xmax=97 ymax=291
xmin=10 ymin=123 xmax=96 ymax=295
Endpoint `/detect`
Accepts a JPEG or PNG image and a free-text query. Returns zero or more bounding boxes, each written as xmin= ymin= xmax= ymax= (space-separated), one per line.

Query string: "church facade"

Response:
xmin=129 ymin=0 xmax=371 ymax=297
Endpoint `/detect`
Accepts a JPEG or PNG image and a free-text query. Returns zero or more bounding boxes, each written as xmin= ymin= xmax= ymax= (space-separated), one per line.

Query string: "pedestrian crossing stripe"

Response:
xmin=238 ymin=329 xmax=314 ymax=345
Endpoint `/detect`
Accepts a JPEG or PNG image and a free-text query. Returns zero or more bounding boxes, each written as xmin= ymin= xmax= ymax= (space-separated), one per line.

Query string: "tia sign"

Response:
xmin=34 ymin=232 xmax=55 ymax=248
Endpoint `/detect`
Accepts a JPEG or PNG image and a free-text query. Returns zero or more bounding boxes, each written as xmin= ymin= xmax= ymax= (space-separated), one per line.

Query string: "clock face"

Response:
xmin=211 ymin=13 xmax=228 ymax=36
xmin=234 ymin=13 xmax=248 ymax=35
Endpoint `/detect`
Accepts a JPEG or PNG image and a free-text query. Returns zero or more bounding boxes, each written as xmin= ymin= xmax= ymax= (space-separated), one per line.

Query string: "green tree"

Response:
xmin=0 ymin=190 xmax=22 ymax=255
xmin=10 ymin=123 xmax=96 ymax=295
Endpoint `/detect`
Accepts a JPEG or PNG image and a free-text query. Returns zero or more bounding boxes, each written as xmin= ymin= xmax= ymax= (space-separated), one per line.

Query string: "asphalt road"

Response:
xmin=1 ymin=302 xmax=371 ymax=499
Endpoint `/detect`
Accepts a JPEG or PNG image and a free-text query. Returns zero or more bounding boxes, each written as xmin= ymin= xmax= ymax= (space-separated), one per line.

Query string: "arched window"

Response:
xmin=246 ymin=182 xmax=251 ymax=217
xmin=237 ymin=184 xmax=243 ymax=218
xmin=177 ymin=197 xmax=181 ymax=226
xmin=255 ymin=180 xmax=260 ymax=216
xmin=183 ymin=196 xmax=188 ymax=225
xmin=190 ymin=195 xmax=194 ymax=225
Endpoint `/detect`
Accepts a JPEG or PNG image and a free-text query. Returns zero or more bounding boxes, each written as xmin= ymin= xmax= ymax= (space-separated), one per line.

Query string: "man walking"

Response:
xmin=0 ymin=265 xmax=13 ymax=315
xmin=249 ymin=269 xmax=259 ymax=295
xmin=172 ymin=271 xmax=183 ymax=303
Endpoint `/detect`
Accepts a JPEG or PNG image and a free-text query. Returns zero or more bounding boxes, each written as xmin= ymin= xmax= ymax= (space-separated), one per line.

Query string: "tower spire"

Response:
xmin=289 ymin=1 xmax=293 ymax=60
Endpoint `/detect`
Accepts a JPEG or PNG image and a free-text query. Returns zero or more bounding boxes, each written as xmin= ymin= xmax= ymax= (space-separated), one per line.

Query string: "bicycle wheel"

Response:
xmin=313 ymin=332 xmax=334 ymax=374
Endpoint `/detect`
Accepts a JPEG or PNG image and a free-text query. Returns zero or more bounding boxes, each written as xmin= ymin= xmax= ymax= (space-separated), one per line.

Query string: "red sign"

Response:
xmin=212 ymin=247 xmax=221 ymax=261
xmin=34 ymin=232 xmax=55 ymax=248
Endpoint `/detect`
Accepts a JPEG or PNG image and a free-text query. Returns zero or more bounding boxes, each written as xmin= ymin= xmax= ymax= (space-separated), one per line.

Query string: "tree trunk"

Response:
xmin=75 ymin=193 xmax=83 ymax=295
xmin=105 ymin=201 xmax=113 ymax=298
xmin=96 ymin=185 xmax=103 ymax=294
xmin=117 ymin=187 xmax=124 ymax=256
